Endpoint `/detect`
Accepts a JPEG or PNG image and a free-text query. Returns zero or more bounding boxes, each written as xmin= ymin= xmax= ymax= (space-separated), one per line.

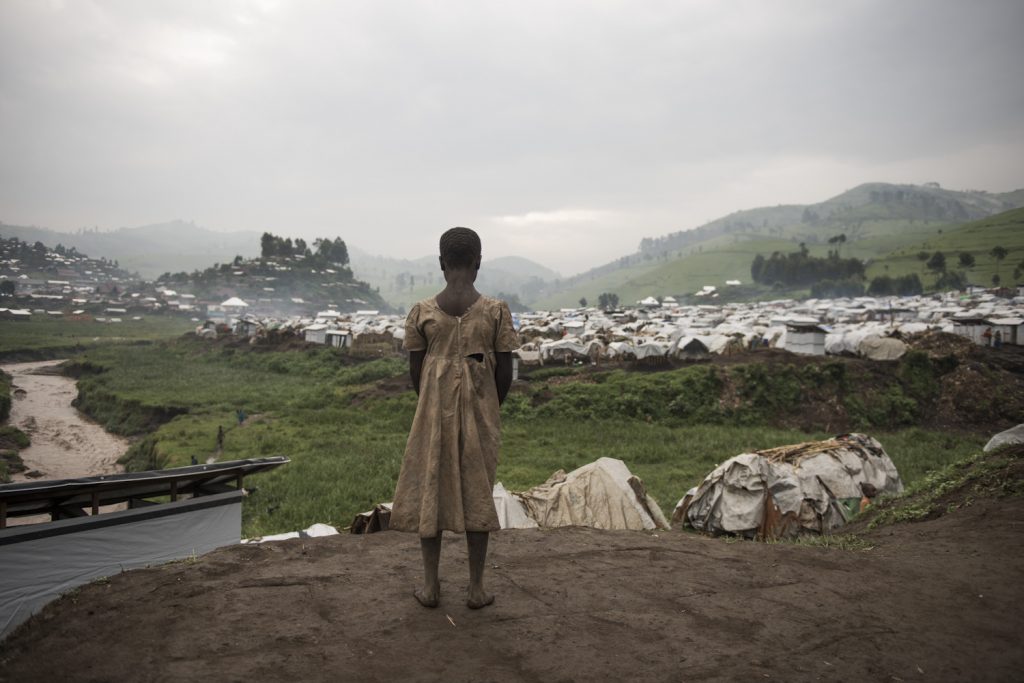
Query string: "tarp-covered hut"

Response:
xmin=676 ymin=434 xmax=902 ymax=540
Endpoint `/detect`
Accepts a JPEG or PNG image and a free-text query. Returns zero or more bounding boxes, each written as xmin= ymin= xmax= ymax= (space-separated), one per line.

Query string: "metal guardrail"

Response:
xmin=0 ymin=456 xmax=289 ymax=528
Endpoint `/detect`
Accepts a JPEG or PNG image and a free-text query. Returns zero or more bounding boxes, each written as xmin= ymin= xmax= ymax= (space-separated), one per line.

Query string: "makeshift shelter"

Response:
xmin=349 ymin=504 xmax=393 ymax=534
xmin=984 ymin=424 xmax=1024 ymax=452
xmin=492 ymin=483 xmax=539 ymax=529
xmin=987 ymin=318 xmax=1024 ymax=346
xmin=785 ymin=324 xmax=827 ymax=355
xmin=676 ymin=434 xmax=902 ymax=540
xmin=669 ymin=336 xmax=710 ymax=361
xmin=857 ymin=335 xmax=907 ymax=361
xmin=540 ymin=338 xmax=590 ymax=363
xmin=516 ymin=457 xmax=669 ymax=531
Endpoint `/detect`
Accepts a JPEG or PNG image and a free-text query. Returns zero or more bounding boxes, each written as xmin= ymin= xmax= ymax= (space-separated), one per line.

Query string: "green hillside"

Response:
xmin=534 ymin=183 xmax=1023 ymax=307
xmin=865 ymin=207 xmax=1024 ymax=287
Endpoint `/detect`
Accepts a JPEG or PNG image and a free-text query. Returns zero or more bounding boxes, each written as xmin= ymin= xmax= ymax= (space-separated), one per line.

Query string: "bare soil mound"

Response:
xmin=2 ymin=496 xmax=1022 ymax=682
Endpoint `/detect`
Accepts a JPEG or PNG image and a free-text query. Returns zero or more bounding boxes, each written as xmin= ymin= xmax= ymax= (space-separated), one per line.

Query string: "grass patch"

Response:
xmin=66 ymin=338 xmax=987 ymax=537
xmin=867 ymin=444 xmax=1024 ymax=529
xmin=0 ymin=316 xmax=194 ymax=360
xmin=0 ymin=425 xmax=31 ymax=450
xmin=763 ymin=534 xmax=876 ymax=551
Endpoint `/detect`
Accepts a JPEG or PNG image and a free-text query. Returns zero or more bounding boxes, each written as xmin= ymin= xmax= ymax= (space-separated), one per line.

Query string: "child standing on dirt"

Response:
xmin=390 ymin=227 xmax=516 ymax=609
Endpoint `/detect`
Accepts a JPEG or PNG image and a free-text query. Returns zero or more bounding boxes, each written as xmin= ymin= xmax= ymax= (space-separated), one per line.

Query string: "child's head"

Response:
xmin=439 ymin=227 xmax=482 ymax=271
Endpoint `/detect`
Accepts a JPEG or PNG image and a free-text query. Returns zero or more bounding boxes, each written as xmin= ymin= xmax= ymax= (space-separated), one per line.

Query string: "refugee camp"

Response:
xmin=2 ymin=2 xmax=1023 ymax=681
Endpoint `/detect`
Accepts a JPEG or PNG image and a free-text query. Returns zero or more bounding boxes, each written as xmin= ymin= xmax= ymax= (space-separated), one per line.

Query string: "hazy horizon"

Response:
xmin=2 ymin=1 xmax=1022 ymax=273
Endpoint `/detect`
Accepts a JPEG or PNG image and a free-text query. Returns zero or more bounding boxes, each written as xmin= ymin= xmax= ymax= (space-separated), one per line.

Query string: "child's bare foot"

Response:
xmin=466 ymin=588 xmax=494 ymax=609
xmin=414 ymin=583 xmax=440 ymax=608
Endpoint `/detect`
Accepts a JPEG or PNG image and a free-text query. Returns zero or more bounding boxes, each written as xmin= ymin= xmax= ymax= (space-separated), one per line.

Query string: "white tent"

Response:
xmin=516 ymin=457 xmax=670 ymax=531
xmin=220 ymin=297 xmax=249 ymax=307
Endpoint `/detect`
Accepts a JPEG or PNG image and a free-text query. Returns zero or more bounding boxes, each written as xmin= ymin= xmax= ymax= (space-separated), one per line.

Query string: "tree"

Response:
xmin=917 ymin=251 xmax=930 ymax=262
xmin=992 ymin=273 xmax=1001 ymax=286
xmin=990 ymin=245 xmax=1008 ymax=279
xmin=578 ymin=297 xmax=588 ymax=308
xmin=260 ymin=232 xmax=276 ymax=258
xmin=958 ymin=252 xmax=975 ymax=269
xmin=935 ymin=270 xmax=967 ymax=292
xmin=751 ymin=254 xmax=766 ymax=282
xmin=926 ymin=251 xmax=946 ymax=275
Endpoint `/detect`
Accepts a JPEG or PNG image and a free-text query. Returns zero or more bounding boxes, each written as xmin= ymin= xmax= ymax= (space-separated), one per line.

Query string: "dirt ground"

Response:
xmin=2 ymin=495 xmax=1022 ymax=682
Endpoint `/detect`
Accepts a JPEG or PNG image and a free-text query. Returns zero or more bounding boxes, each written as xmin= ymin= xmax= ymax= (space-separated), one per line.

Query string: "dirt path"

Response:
xmin=2 ymin=496 xmax=1021 ymax=682
xmin=2 ymin=360 xmax=127 ymax=484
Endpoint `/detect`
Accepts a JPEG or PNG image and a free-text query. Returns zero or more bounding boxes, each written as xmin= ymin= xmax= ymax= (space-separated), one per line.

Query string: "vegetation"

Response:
xmin=750 ymin=243 xmax=865 ymax=288
xmin=866 ymin=444 xmax=1023 ymax=529
xmin=534 ymin=190 xmax=1024 ymax=309
xmin=61 ymin=338 xmax=993 ymax=537
xmin=154 ymin=230 xmax=387 ymax=313
xmin=0 ymin=317 xmax=194 ymax=360
xmin=0 ymin=370 xmax=11 ymax=421
xmin=867 ymin=274 xmax=923 ymax=296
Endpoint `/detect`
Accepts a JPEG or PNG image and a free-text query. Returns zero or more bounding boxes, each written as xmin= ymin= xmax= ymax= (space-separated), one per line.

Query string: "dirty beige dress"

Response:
xmin=391 ymin=295 xmax=518 ymax=537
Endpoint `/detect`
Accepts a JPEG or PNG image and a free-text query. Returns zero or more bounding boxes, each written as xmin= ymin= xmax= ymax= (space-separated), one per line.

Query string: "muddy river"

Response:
xmin=2 ymin=360 xmax=127 ymax=483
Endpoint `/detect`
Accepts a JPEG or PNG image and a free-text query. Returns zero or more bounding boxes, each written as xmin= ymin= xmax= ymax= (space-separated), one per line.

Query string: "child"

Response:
xmin=391 ymin=227 xmax=516 ymax=609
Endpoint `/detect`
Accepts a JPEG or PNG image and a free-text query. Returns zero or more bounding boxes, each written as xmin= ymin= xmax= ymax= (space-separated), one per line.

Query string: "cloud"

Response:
xmin=497 ymin=209 xmax=610 ymax=226
xmin=0 ymin=0 xmax=1021 ymax=275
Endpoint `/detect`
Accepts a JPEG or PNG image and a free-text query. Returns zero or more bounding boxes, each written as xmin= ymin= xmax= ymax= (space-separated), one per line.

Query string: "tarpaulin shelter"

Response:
xmin=516 ymin=457 xmax=669 ymax=531
xmin=984 ymin=424 xmax=1024 ymax=452
xmin=676 ymin=434 xmax=901 ymax=540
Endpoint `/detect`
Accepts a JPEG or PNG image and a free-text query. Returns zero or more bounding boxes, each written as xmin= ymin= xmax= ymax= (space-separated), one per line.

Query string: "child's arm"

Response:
xmin=409 ymin=350 xmax=426 ymax=395
xmin=494 ymin=351 xmax=513 ymax=405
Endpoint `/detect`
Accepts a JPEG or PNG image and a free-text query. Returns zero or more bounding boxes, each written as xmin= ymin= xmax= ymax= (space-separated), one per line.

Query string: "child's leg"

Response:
xmin=415 ymin=534 xmax=442 ymax=608
xmin=466 ymin=531 xmax=494 ymax=609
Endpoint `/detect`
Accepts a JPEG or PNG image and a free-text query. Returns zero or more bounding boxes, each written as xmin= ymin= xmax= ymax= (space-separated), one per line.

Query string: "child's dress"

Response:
xmin=391 ymin=295 xmax=518 ymax=537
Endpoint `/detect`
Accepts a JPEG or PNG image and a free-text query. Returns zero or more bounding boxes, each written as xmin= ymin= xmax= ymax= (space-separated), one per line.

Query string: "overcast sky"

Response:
xmin=1 ymin=1 xmax=1022 ymax=274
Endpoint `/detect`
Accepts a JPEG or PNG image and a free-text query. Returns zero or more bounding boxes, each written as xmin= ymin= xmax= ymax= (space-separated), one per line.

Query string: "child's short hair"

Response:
xmin=439 ymin=227 xmax=482 ymax=269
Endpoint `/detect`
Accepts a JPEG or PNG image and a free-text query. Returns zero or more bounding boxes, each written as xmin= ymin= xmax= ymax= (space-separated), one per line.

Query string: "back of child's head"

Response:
xmin=439 ymin=227 xmax=482 ymax=270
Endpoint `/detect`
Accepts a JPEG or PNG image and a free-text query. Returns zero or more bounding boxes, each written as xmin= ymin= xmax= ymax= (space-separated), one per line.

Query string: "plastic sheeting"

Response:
xmin=516 ymin=457 xmax=670 ymax=531
xmin=492 ymin=482 xmax=538 ymax=529
xmin=0 ymin=490 xmax=242 ymax=639
xmin=677 ymin=434 xmax=902 ymax=540
xmin=857 ymin=335 xmax=908 ymax=361
xmin=984 ymin=424 xmax=1024 ymax=452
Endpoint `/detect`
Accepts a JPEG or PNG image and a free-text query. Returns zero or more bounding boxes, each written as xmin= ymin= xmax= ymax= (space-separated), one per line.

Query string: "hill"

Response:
xmin=0 ymin=220 xmax=261 ymax=280
xmin=533 ymin=183 xmax=1023 ymax=308
xmin=865 ymin=207 xmax=1024 ymax=288
xmin=349 ymin=246 xmax=559 ymax=311
xmin=156 ymin=233 xmax=389 ymax=315
xmin=0 ymin=234 xmax=139 ymax=287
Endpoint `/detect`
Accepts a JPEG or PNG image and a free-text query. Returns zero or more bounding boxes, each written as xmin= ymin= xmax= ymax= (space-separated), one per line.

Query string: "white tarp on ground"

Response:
xmin=984 ymin=424 xmax=1024 ymax=452
xmin=515 ymin=457 xmax=670 ymax=531
xmin=677 ymin=434 xmax=902 ymax=540
xmin=857 ymin=335 xmax=908 ymax=361
xmin=493 ymin=482 xmax=539 ymax=529
xmin=245 ymin=522 xmax=340 ymax=543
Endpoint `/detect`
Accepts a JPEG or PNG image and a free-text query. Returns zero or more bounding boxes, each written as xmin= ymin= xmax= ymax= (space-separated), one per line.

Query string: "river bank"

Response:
xmin=1 ymin=360 xmax=127 ymax=485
